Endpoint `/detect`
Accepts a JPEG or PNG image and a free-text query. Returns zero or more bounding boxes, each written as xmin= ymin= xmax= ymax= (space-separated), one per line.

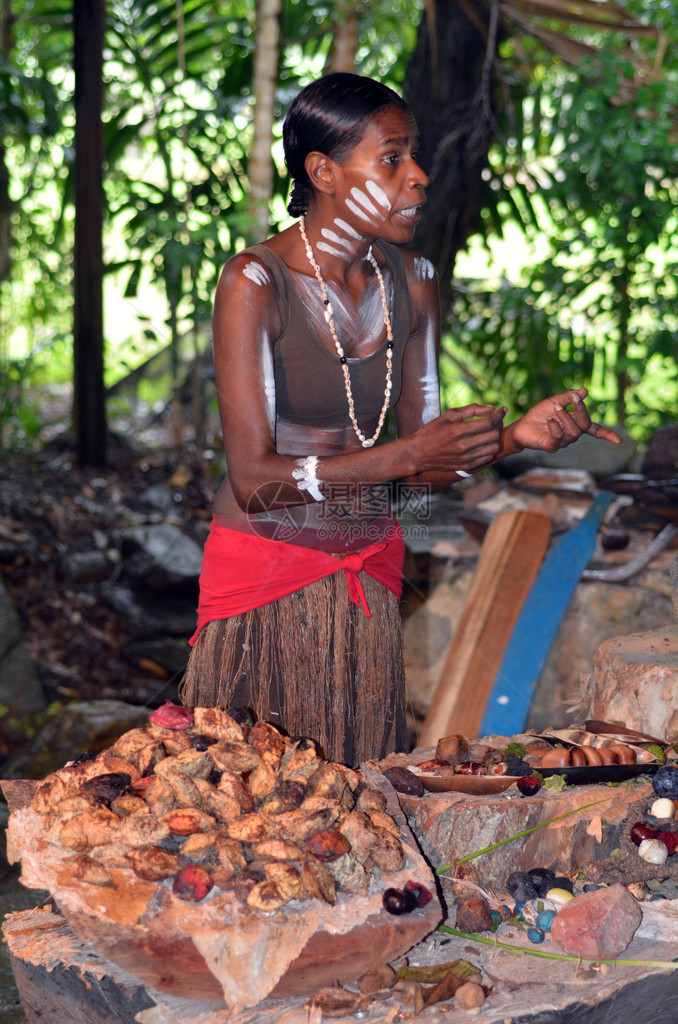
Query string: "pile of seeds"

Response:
xmin=31 ymin=704 xmax=407 ymax=913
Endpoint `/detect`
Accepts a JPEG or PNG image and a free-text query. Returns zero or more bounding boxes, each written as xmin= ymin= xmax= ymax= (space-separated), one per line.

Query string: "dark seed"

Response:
xmin=630 ymin=821 xmax=659 ymax=846
xmin=652 ymin=766 xmax=678 ymax=800
xmin=383 ymin=767 xmax=425 ymax=797
xmin=506 ymin=871 xmax=538 ymax=900
xmin=382 ymin=887 xmax=417 ymax=916
xmin=190 ymin=733 xmax=213 ymax=751
xmin=82 ymin=772 xmax=132 ymax=803
xmin=527 ymin=868 xmax=557 ymax=897
xmin=404 ymin=880 xmax=433 ymax=907
xmin=71 ymin=751 xmax=97 ymax=766
xmin=227 ymin=706 xmax=257 ymax=728
xmin=517 ymin=776 xmax=541 ymax=797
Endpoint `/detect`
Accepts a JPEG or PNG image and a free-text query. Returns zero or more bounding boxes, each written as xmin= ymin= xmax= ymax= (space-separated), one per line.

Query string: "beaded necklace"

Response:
xmin=299 ymin=216 xmax=393 ymax=449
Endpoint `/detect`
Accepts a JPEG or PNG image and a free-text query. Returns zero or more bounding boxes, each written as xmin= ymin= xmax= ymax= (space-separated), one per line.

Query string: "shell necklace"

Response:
xmin=299 ymin=216 xmax=393 ymax=449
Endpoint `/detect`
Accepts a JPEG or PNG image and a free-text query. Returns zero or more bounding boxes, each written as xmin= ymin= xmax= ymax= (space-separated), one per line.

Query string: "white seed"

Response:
xmin=650 ymin=797 xmax=675 ymax=819
xmin=545 ymin=887 xmax=574 ymax=909
xmin=638 ymin=838 xmax=669 ymax=864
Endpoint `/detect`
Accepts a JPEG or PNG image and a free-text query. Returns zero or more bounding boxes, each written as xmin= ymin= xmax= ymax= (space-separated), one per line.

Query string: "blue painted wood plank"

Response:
xmin=479 ymin=490 xmax=615 ymax=737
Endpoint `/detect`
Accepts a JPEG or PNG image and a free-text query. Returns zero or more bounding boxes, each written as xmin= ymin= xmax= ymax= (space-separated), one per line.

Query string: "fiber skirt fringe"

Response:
xmin=180 ymin=571 xmax=407 ymax=767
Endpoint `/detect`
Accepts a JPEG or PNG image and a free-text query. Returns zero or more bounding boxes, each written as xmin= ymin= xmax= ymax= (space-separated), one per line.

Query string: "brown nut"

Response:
xmin=580 ymin=745 xmax=603 ymax=766
xmin=435 ymin=734 xmax=470 ymax=765
xmin=597 ymin=746 xmax=618 ymax=765
xmin=608 ymin=743 xmax=636 ymax=765
xmin=570 ymin=747 xmax=588 ymax=767
xmin=539 ymin=747 xmax=572 ymax=768
xmin=306 ymin=828 xmax=352 ymax=863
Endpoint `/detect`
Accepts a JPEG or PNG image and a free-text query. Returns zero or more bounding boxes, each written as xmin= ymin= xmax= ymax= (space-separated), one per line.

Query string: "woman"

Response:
xmin=181 ymin=72 xmax=620 ymax=766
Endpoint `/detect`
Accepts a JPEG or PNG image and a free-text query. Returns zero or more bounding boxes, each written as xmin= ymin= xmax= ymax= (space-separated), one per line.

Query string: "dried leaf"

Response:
xmin=587 ymin=814 xmax=603 ymax=843
xmin=396 ymin=959 xmax=482 ymax=985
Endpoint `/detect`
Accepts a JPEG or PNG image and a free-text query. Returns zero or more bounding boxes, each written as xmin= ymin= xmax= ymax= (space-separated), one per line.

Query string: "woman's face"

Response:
xmin=326 ymin=107 xmax=428 ymax=247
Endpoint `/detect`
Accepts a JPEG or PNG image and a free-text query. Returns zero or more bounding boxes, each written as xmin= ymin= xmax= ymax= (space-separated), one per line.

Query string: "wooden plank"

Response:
xmin=418 ymin=509 xmax=552 ymax=745
xmin=480 ymin=490 xmax=614 ymax=737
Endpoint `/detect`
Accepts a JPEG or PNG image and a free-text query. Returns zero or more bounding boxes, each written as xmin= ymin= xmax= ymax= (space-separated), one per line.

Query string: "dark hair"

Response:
xmin=282 ymin=72 xmax=410 ymax=216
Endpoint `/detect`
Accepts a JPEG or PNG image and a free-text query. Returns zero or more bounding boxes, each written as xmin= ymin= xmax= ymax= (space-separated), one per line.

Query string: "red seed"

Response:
xmin=657 ymin=831 xmax=678 ymax=856
xmin=630 ymin=821 xmax=658 ymax=846
xmin=149 ymin=702 xmax=194 ymax=732
xmin=172 ymin=865 xmax=213 ymax=901
xmin=404 ymin=880 xmax=433 ymax=907
xmin=517 ymin=776 xmax=541 ymax=797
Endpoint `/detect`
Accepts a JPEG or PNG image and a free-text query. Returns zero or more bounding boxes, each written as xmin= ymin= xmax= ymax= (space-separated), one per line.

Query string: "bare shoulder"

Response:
xmin=398 ymin=246 xmax=438 ymax=292
xmin=216 ymin=249 xmax=277 ymax=299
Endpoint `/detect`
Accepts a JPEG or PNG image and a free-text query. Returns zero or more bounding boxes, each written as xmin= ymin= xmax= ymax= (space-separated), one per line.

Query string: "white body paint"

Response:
xmin=292 ymin=456 xmax=325 ymax=502
xmin=365 ymin=179 xmax=391 ymax=211
xmin=346 ymin=187 xmax=380 ymax=226
xmin=243 ymin=261 xmax=270 ymax=287
xmin=317 ymin=242 xmax=349 ymax=259
xmin=333 ymin=218 xmax=362 ymax=240
xmin=261 ymin=336 xmax=276 ymax=436
xmin=414 ymin=256 xmax=435 ymax=280
xmin=321 ymin=229 xmax=353 ymax=254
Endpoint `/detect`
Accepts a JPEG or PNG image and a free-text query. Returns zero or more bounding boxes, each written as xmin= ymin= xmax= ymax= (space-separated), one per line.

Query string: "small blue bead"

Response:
xmin=536 ymin=909 xmax=556 ymax=932
xmin=527 ymin=927 xmax=545 ymax=943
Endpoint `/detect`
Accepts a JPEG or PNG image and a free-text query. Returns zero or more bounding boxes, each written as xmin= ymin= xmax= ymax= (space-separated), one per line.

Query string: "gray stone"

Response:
xmin=0 ymin=579 xmax=45 ymax=717
xmin=1 ymin=699 xmax=151 ymax=780
xmin=57 ymin=550 xmax=116 ymax=585
xmin=121 ymin=523 xmax=203 ymax=590
xmin=102 ymin=584 xmax=197 ymax=637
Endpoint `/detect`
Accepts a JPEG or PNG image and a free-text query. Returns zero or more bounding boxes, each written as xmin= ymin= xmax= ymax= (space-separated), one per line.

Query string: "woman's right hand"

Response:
xmin=411 ymin=404 xmax=507 ymax=475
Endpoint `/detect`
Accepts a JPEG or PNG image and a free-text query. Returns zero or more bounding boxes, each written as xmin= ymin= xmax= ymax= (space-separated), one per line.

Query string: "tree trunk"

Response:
xmin=246 ymin=0 xmax=282 ymax=243
xmin=325 ymin=3 xmax=358 ymax=74
xmin=0 ymin=0 xmax=13 ymax=284
xmin=72 ymin=0 xmax=106 ymax=466
xmin=404 ymin=0 xmax=502 ymax=320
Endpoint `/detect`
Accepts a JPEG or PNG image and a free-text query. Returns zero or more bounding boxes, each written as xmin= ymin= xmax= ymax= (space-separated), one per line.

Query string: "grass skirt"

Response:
xmin=180 ymin=571 xmax=407 ymax=767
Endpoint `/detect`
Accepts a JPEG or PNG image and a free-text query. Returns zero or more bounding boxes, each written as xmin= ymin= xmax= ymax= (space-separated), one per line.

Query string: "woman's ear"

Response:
xmin=304 ymin=151 xmax=336 ymax=196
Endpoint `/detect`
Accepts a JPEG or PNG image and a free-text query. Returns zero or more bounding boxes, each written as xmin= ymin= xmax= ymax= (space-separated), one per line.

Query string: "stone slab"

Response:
xmin=7 ymin=902 xmax=678 ymax=1024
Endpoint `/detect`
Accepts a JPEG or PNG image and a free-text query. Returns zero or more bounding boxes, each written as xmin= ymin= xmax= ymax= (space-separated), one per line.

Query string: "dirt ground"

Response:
xmin=0 ymin=428 xmax=221 ymax=760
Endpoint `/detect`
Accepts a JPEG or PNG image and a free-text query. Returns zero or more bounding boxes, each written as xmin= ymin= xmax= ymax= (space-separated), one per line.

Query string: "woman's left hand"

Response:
xmin=510 ymin=388 xmax=622 ymax=453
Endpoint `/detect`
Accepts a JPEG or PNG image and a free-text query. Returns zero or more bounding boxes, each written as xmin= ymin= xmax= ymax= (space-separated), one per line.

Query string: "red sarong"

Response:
xmin=189 ymin=522 xmax=405 ymax=644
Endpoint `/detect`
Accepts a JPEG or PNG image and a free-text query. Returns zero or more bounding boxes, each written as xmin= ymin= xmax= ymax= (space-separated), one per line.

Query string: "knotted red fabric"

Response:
xmin=189 ymin=521 xmax=405 ymax=644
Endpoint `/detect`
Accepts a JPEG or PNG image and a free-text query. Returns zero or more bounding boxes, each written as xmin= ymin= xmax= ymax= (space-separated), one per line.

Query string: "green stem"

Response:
xmin=439 ymin=927 xmax=678 ymax=969
xmin=437 ymin=797 xmax=612 ymax=873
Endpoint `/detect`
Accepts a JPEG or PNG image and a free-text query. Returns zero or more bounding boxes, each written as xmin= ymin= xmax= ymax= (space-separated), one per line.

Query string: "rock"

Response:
xmin=578 ymin=624 xmax=678 ymax=741
xmin=121 ymin=523 xmax=203 ymax=591
xmin=455 ymin=896 xmax=492 ymax=933
xmin=550 ymin=883 xmax=642 ymax=959
xmin=0 ymin=579 xmax=45 ymax=717
xmin=102 ymin=584 xmax=197 ymax=637
xmin=527 ymin=581 xmax=674 ymax=731
xmin=58 ymin=550 xmax=116 ymax=585
xmin=455 ymin=981 xmax=486 ymax=1008
xmin=1 ymin=699 xmax=151 ymax=780
xmin=391 ymin=770 xmax=654 ymax=888
xmin=641 ymin=425 xmax=678 ymax=479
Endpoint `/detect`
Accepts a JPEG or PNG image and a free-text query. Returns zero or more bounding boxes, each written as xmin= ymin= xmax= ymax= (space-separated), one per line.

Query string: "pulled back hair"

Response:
xmin=282 ymin=72 xmax=409 ymax=217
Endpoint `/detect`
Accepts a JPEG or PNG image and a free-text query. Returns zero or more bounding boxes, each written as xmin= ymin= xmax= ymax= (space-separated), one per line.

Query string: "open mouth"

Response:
xmin=396 ymin=204 xmax=424 ymax=220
